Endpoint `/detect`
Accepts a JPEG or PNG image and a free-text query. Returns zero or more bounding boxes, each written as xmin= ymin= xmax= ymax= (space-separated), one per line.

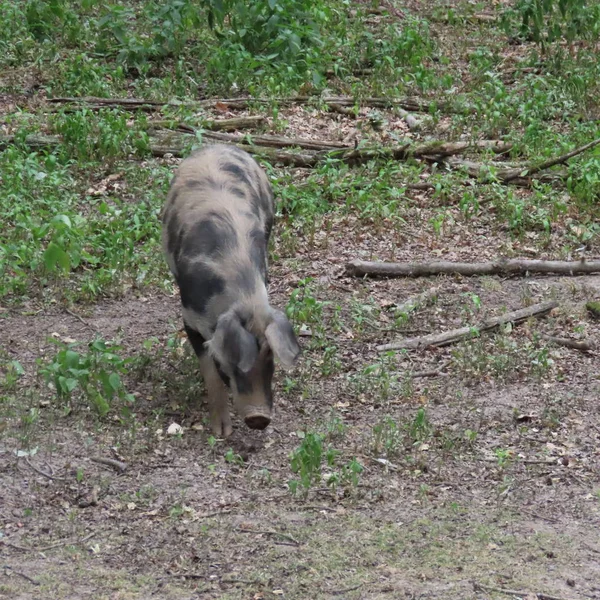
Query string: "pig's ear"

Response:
xmin=207 ymin=311 xmax=258 ymax=374
xmin=264 ymin=309 xmax=301 ymax=369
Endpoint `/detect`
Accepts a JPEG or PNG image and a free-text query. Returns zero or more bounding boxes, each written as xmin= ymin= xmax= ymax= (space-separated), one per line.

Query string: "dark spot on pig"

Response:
xmin=167 ymin=214 xmax=184 ymax=258
xmin=179 ymin=261 xmax=225 ymax=314
xmin=265 ymin=213 xmax=274 ymax=242
xmin=233 ymin=368 xmax=253 ymax=395
xmin=259 ymin=180 xmax=273 ymax=207
xmin=222 ymin=162 xmax=252 ymax=187
xmin=181 ymin=212 xmax=237 ymax=258
xmin=250 ymin=189 xmax=263 ymax=215
xmin=227 ymin=146 xmax=252 ymax=162
xmin=214 ymin=359 xmax=231 ymax=387
xmin=249 ymin=229 xmax=267 ymax=281
xmin=235 ymin=267 xmax=257 ymax=293
xmin=228 ymin=186 xmax=246 ymax=199
xmin=183 ymin=324 xmax=206 ymax=358
xmin=185 ymin=176 xmax=220 ymax=191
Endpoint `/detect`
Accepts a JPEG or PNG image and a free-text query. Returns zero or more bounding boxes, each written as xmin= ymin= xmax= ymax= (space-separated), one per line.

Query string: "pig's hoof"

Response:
xmin=210 ymin=414 xmax=233 ymax=438
xmin=244 ymin=415 xmax=270 ymax=430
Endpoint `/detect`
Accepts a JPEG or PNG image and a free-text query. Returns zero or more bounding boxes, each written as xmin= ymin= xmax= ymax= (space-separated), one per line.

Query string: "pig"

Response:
xmin=161 ymin=144 xmax=300 ymax=437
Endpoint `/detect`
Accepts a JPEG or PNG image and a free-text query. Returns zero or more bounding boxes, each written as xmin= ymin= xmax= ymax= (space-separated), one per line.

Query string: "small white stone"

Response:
xmin=167 ymin=423 xmax=183 ymax=435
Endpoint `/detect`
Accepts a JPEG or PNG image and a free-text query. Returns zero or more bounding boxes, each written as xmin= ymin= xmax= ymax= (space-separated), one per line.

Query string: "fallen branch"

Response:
xmin=540 ymin=334 xmax=595 ymax=352
xmin=150 ymin=131 xmax=319 ymax=167
xmin=437 ymin=136 xmax=600 ymax=184
xmin=201 ymin=130 xmax=348 ymax=151
xmin=377 ymin=301 xmax=558 ymax=351
xmin=501 ymin=136 xmax=600 ymax=182
xmin=346 ymin=258 xmax=600 ymax=278
xmin=90 ymin=456 xmax=127 ymax=473
xmin=0 ymin=133 xmax=61 ymax=151
xmin=473 ymin=581 xmax=576 ymax=600
xmin=1 ymin=131 xmax=512 ymax=171
xmin=339 ymin=140 xmax=512 ymax=166
xmin=328 ymin=102 xmax=357 ymax=118
xmin=151 ymin=115 xmax=265 ymax=132
xmin=47 ymin=94 xmax=442 ymax=113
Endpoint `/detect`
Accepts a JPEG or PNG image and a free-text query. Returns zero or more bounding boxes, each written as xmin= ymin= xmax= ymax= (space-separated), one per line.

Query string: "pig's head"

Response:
xmin=206 ymin=306 xmax=300 ymax=430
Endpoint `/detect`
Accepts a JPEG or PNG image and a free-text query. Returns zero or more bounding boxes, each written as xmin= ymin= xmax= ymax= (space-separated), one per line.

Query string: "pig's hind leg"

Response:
xmin=184 ymin=324 xmax=233 ymax=438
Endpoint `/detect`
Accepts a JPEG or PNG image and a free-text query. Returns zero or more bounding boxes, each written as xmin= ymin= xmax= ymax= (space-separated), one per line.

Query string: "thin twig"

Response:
xmin=90 ymin=456 xmax=127 ymax=473
xmin=472 ymin=456 xmax=558 ymax=465
xmin=24 ymin=458 xmax=69 ymax=482
xmin=220 ymin=577 xmax=262 ymax=585
xmin=0 ymin=530 xmax=98 ymax=553
xmin=326 ymin=583 xmax=365 ymax=595
xmin=473 ymin=581 xmax=577 ymax=600
xmin=65 ymin=308 xmax=98 ymax=331
xmin=236 ymin=527 xmax=300 ymax=546
xmin=303 ymin=505 xmax=338 ymax=513
xmin=37 ymin=530 xmax=99 ymax=552
xmin=519 ymin=508 xmax=558 ymax=524
xmin=582 ymin=541 xmax=600 ymax=554
xmin=0 ymin=540 xmax=33 ymax=552
xmin=194 ymin=510 xmax=232 ymax=519
xmin=3 ymin=565 xmax=40 ymax=586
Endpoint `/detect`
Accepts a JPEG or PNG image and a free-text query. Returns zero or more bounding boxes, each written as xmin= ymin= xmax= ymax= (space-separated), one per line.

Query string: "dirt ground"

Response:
xmin=2 ymin=265 xmax=600 ymax=599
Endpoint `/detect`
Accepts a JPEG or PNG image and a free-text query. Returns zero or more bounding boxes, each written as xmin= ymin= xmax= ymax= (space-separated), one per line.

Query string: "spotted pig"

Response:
xmin=162 ymin=144 xmax=300 ymax=437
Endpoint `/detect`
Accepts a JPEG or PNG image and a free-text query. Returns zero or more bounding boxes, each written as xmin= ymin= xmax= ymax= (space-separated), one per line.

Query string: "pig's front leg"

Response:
xmin=198 ymin=353 xmax=232 ymax=438
xmin=184 ymin=323 xmax=232 ymax=438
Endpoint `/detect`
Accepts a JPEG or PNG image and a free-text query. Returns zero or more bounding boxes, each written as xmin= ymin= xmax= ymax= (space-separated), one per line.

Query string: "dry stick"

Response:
xmin=326 ymin=583 xmax=365 ymax=595
xmin=150 ymin=115 xmax=266 ymax=132
xmin=2 ymin=565 xmax=40 ymax=586
xmin=149 ymin=132 xmax=319 ymax=167
xmin=90 ymin=456 xmax=127 ymax=473
xmin=236 ymin=527 xmax=300 ymax=546
xmin=346 ymin=258 xmax=600 ymax=279
xmin=377 ymin=301 xmax=558 ymax=352
xmin=24 ymin=458 xmax=69 ymax=482
xmin=0 ymin=531 xmax=98 ymax=553
xmin=473 ymin=581 xmax=576 ymax=600
xmin=65 ymin=308 xmax=98 ymax=332
xmin=201 ymin=130 xmax=349 ymax=151
xmin=540 ymin=334 xmax=595 ymax=352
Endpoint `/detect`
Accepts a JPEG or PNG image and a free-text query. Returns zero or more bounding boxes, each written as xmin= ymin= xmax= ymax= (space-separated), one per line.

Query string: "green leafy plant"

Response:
xmin=39 ymin=338 xmax=135 ymax=417
xmin=503 ymin=0 xmax=600 ymax=55
xmin=289 ymin=431 xmax=362 ymax=497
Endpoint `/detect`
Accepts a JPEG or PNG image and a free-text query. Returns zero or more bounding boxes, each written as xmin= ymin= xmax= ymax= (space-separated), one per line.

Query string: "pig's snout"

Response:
xmin=245 ymin=414 xmax=271 ymax=430
xmin=240 ymin=404 xmax=272 ymax=430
